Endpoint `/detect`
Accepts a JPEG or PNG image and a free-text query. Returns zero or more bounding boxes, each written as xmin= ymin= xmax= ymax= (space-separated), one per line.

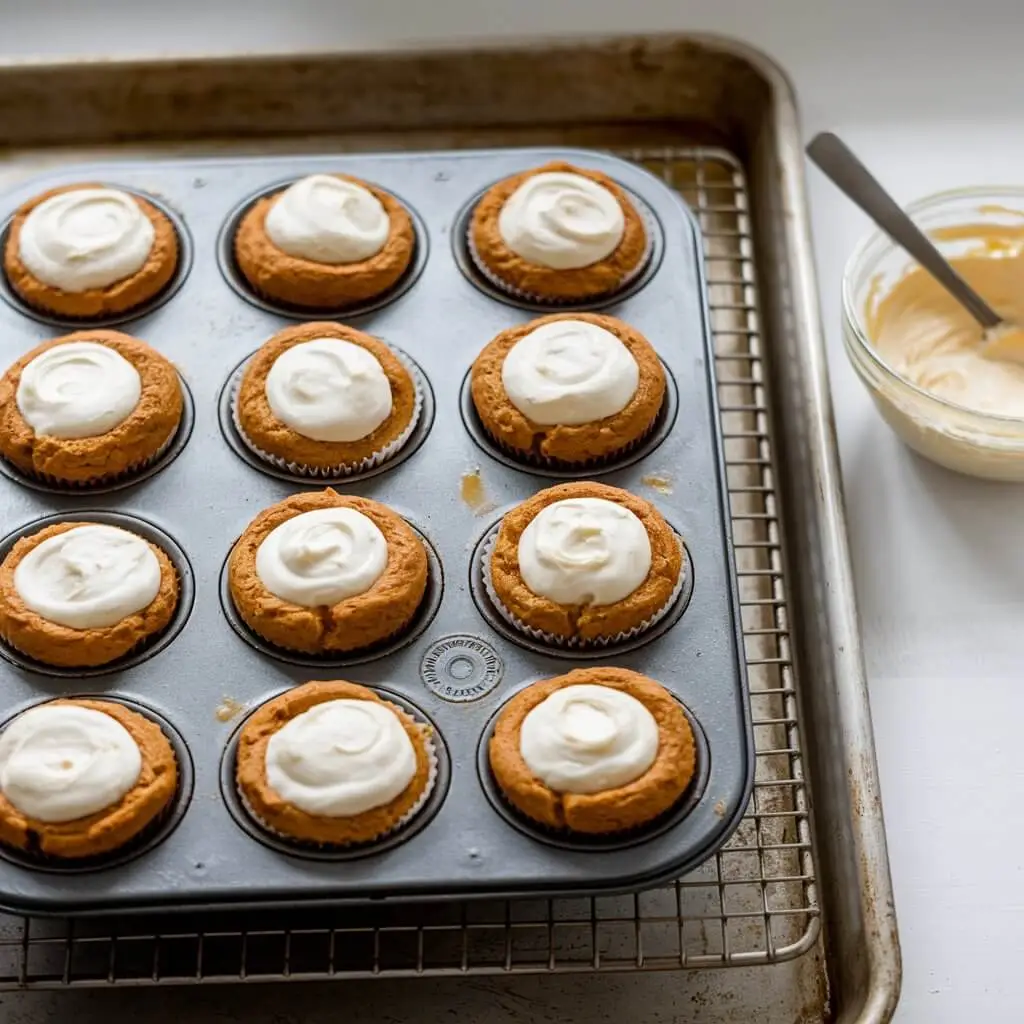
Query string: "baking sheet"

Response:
xmin=0 ymin=33 xmax=901 ymax=1024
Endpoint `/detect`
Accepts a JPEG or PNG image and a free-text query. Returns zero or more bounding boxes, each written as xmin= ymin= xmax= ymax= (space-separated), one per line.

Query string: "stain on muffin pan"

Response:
xmin=0 ymin=149 xmax=750 ymax=915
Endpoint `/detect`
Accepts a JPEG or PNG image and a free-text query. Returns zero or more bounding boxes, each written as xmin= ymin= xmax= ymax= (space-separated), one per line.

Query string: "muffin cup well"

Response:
xmin=238 ymin=729 xmax=439 ymax=849
xmin=466 ymin=203 xmax=655 ymax=306
xmin=0 ymin=186 xmax=192 ymax=330
xmin=229 ymin=349 xmax=425 ymax=478
xmin=481 ymin=530 xmax=688 ymax=649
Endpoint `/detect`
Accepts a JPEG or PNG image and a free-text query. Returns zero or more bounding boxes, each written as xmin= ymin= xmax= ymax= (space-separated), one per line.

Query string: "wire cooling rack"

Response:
xmin=0 ymin=147 xmax=818 ymax=988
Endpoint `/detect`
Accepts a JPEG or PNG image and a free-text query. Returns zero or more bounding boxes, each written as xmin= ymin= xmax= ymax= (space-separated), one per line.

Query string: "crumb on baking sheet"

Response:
xmin=215 ymin=697 xmax=247 ymax=722
xmin=460 ymin=468 xmax=496 ymax=516
xmin=714 ymin=799 xmax=727 ymax=818
xmin=641 ymin=473 xmax=673 ymax=495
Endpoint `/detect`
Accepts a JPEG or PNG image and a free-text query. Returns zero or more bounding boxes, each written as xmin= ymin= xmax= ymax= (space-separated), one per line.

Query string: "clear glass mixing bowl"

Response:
xmin=842 ymin=187 xmax=1024 ymax=481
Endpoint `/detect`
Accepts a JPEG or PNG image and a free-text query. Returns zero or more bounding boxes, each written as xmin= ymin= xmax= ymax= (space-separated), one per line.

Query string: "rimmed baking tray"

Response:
xmin=0 ymin=33 xmax=900 ymax=1024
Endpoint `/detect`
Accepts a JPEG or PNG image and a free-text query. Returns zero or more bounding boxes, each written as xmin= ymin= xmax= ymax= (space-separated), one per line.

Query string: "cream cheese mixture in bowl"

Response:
xmin=843 ymin=187 xmax=1024 ymax=480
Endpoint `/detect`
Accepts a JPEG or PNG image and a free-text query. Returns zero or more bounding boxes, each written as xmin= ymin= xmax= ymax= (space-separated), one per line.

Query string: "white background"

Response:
xmin=2 ymin=2 xmax=1024 ymax=1021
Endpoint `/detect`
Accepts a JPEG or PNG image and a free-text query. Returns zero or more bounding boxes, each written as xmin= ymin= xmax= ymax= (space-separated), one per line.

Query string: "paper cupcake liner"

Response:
xmin=17 ymin=425 xmax=178 ymax=490
xmin=479 ymin=410 xmax=660 ymax=471
xmin=466 ymin=197 xmax=656 ymax=305
xmin=482 ymin=529 xmax=687 ymax=650
xmin=230 ymin=349 xmax=424 ymax=478
xmin=240 ymin=725 xmax=439 ymax=849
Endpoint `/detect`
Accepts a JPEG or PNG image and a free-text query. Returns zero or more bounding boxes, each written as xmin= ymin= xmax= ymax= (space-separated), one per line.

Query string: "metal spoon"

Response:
xmin=806 ymin=131 xmax=1024 ymax=362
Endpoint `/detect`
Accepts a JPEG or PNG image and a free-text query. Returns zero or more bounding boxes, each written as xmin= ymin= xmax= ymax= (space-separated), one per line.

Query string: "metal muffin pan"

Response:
xmin=0 ymin=148 xmax=752 ymax=915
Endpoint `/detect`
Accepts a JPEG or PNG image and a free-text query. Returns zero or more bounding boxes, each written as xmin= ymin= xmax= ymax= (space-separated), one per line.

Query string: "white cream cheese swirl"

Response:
xmin=498 ymin=172 xmax=625 ymax=269
xmin=18 ymin=187 xmax=155 ymax=292
xmin=518 ymin=497 xmax=651 ymax=606
xmin=265 ymin=699 xmax=416 ymax=816
xmin=16 ymin=341 xmax=142 ymax=439
xmin=502 ymin=320 xmax=639 ymax=425
xmin=14 ymin=525 xmax=161 ymax=630
xmin=519 ymin=684 xmax=658 ymax=794
xmin=255 ymin=507 xmax=388 ymax=606
xmin=265 ymin=338 xmax=392 ymax=442
xmin=0 ymin=704 xmax=142 ymax=822
xmin=265 ymin=174 xmax=390 ymax=264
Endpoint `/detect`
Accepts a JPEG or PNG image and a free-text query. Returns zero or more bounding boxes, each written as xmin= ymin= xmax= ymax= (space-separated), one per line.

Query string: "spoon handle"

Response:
xmin=807 ymin=132 xmax=1002 ymax=330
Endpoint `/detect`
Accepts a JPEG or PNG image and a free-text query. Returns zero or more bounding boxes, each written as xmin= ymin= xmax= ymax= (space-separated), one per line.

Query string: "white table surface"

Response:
xmin=3 ymin=2 xmax=1024 ymax=1021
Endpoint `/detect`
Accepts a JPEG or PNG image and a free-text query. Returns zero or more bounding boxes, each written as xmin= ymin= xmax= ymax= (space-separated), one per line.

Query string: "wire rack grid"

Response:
xmin=0 ymin=147 xmax=819 ymax=988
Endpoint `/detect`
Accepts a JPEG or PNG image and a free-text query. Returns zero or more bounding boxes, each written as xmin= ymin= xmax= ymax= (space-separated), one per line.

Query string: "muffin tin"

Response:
xmin=0 ymin=149 xmax=751 ymax=914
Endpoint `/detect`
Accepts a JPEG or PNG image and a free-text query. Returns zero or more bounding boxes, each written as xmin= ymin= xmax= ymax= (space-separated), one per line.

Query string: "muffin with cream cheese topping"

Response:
xmin=486 ymin=481 xmax=683 ymax=646
xmin=0 ymin=330 xmax=183 ymax=485
xmin=469 ymin=161 xmax=648 ymax=302
xmin=235 ymin=680 xmax=436 ymax=846
xmin=233 ymin=174 xmax=415 ymax=309
xmin=471 ymin=312 xmax=665 ymax=465
xmin=488 ymin=667 xmax=696 ymax=834
xmin=3 ymin=183 xmax=179 ymax=319
xmin=232 ymin=321 xmax=421 ymax=476
xmin=228 ymin=489 xmax=429 ymax=655
xmin=0 ymin=698 xmax=178 ymax=859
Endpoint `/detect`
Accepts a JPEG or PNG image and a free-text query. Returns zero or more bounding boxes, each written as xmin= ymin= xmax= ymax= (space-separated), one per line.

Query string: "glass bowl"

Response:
xmin=842 ymin=187 xmax=1024 ymax=481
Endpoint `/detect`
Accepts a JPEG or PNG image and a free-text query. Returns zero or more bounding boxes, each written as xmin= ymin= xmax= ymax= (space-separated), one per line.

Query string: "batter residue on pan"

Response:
xmin=460 ymin=468 xmax=495 ymax=516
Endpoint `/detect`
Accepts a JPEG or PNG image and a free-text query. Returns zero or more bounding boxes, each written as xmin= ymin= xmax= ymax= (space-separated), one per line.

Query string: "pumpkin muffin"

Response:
xmin=0 ymin=330 xmax=184 ymax=485
xmin=0 ymin=698 xmax=179 ymax=859
xmin=471 ymin=313 xmax=665 ymax=465
xmin=3 ymin=183 xmax=179 ymax=319
xmin=469 ymin=161 xmax=648 ymax=302
xmin=228 ymin=489 xmax=429 ymax=655
xmin=234 ymin=173 xmax=416 ymax=308
xmin=233 ymin=321 xmax=421 ymax=475
xmin=236 ymin=680 xmax=435 ymax=846
xmin=487 ymin=481 xmax=683 ymax=645
xmin=488 ymin=667 xmax=696 ymax=834
xmin=0 ymin=520 xmax=180 ymax=668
